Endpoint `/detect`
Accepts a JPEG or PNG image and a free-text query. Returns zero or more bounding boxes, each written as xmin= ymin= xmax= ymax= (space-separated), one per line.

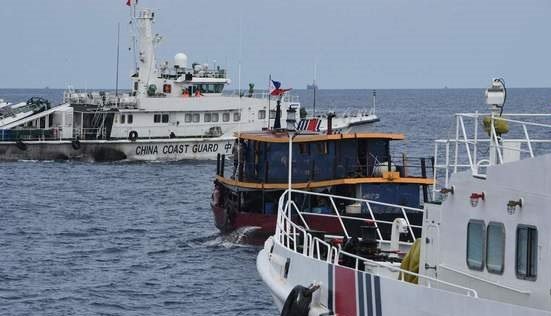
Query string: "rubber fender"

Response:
xmin=71 ymin=139 xmax=81 ymax=150
xmin=280 ymin=285 xmax=318 ymax=316
xmin=128 ymin=130 xmax=138 ymax=141
xmin=15 ymin=139 xmax=27 ymax=151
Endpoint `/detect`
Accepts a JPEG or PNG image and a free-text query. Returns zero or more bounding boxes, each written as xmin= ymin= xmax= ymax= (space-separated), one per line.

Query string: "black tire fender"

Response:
xmin=71 ymin=139 xmax=81 ymax=150
xmin=128 ymin=130 xmax=138 ymax=142
xmin=280 ymin=285 xmax=319 ymax=316
xmin=15 ymin=139 xmax=27 ymax=151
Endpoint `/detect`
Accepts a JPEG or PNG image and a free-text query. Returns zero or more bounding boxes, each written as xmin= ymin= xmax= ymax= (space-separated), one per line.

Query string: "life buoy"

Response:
xmin=128 ymin=130 xmax=138 ymax=141
xmin=71 ymin=139 xmax=81 ymax=150
xmin=280 ymin=285 xmax=319 ymax=316
xmin=15 ymin=139 xmax=27 ymax=151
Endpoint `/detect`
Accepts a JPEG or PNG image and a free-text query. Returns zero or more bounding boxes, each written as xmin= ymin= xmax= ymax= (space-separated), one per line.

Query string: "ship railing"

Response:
xmin=74 ymin=127 xmax=107 ymax=140
xmin=279 ymin=189 xmax=424 ymax=249
xmin=337 ymin=248 xmax=478 ymax=298
xmin=228 ymin=91 xmax=300 ymax=103
xmin=0 ymin=127 xmax=64 ymax=141
xmin=432 ymin=112 xmax=551 ymax=199
xmin=234 ymin=156 xmax=434 ymax=184
xmin=275 ymin=189 xmax=479 ymax=298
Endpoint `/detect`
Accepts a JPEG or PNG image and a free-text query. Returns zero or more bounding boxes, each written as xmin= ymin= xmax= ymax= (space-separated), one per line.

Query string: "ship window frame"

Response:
xmin=127 ymin=114 xmax=133 ymax=124
xmin=212 ymin=113 xmax=219 ymax=122
xmin=299 ymin=143 xmax=310 ymax=155
xmin=185 ymin=113 xmax=192 ymax=123
xmin=516 ymin=225 xmax=537 ymax=281
xmin=486 ymin=222 xmax=505 ymax=275
xmin=154 ymin=114 xmax=161 ymax=123
xmin=121 ymin=114 xmax=126 ymax=124
xmin=269 ymin=110 xmax=276 ymax=119
xmin=466 ymin=219 xmax=485 ymax=271
xmin=192 ymin=113 xmax=200 ymax=123
xmin=258 ymin=110 xmax=266 ymax=120
xmin=161 ymin=114 xmax=169 ymax=123
xmin=317 ymin=141 xmax=329 ymax=155
xmin=204 ymin=113 xmax=212 ymax=122
xmin=233 ymin=112 xmax=241 ymax=122
xmin=223 ymin=112 xmax=230 ymax=122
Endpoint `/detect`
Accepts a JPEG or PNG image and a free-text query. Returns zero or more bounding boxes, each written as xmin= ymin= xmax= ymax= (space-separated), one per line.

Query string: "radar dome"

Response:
xmin=174 ymin=53 xmax=188 ymax=68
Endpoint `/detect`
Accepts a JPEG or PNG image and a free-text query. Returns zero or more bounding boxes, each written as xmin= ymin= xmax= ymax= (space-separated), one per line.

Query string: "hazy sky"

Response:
xmin=0 ymin=0 xmax=549 ymax=89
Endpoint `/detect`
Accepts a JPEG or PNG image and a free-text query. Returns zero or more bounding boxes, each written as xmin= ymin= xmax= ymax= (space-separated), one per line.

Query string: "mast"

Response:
xmin=115 ymin=22 xmax=121 ymax=102
xmin=312 ymin=64 xmax=317 ymax=117
xmin=135 ymin=9 xmax=159 ymax=97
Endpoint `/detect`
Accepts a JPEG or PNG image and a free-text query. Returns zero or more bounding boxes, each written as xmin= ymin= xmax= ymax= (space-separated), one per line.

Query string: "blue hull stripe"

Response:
xmin=374 ymin=275 xmax=382 ymax=316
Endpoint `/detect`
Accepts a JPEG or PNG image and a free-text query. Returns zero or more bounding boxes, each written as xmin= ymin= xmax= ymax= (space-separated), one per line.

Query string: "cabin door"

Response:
xmin=423 ymin=223 xmax=440 ymax=279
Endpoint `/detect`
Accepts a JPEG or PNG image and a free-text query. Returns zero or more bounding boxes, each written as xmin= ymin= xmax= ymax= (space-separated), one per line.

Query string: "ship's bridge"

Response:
xmin=218 ymin=131 xmax=434 ymax=188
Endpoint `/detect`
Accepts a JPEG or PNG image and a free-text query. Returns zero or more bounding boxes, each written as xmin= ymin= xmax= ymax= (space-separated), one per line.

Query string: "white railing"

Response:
xmin=432 ymin=112 xmax=551 ymax=199
xmin=228 ymin=91 xmax=300 ymax=104
xmin=274 ymin=189 xmax=478 ymax=298
xmin=279 ymin=189 xmax=424 ymax=241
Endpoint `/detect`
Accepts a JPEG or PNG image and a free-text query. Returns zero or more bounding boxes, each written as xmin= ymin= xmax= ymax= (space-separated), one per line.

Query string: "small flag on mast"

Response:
xmin=126 ymin=0 xmax=138 ymax=6
xmin=270 ymin=80 xmax=292 ymax=96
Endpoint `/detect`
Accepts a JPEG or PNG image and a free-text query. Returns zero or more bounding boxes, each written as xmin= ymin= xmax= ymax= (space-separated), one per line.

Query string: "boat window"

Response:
xmin=233 ymin=112 xmax=241 ymax=122
xmin=154 ymin=114 xmax=161 ymax=123
xmin=121 ymin=114 xmax=126 ymax=124
xmin=204 ymin=113 xmax=211 ymax=122
xmin=193 ymin=113 xmax=200 ymax=123
xmin=316 ymin=142 xmax=329 ymax=155
xmin=486 ymin=222 xmax=505 ymax=274
xmin=223 ymin=113 xmax=230 ymax=122
xmin=162 ymin=114 xmax=169 ymax=123
xmin=466 ymin=220 xmax=485 ymax=271
xmin=258 ymin=110 xmax=266 ymax=120
xmin=299 ymin=143 xmax=310 ymax=155
xmin=127 ymin=114 xmax=133 ymax=124
xmin=270 ymin=110 xmax=276 ymax=119
xmin=212 ymin=113 xmax=219 ymax=122
xmin=185 ymin=113 xmax=192 ymax=123
xmin=516 ymin=225 xmax=537 ymax=280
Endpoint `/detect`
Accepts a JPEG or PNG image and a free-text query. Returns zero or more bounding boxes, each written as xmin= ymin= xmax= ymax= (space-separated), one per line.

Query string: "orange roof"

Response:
xmin=216 ymin=175 xmax=433 ymax=189
xmin=236 ymin=132 xmax=405 ymax=143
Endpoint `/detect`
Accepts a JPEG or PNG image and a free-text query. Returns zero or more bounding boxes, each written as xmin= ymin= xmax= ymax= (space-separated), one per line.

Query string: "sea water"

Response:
xmin=1 ymin=88 xmax=550 ymax=315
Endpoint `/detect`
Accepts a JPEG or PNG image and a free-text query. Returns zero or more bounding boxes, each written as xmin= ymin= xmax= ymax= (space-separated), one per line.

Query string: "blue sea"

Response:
xmin=1 ymin=88 xmax=550 ymax=315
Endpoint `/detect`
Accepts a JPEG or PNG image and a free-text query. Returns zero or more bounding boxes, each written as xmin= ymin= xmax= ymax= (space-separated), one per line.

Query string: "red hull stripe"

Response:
xmin=335 ymin=266 xmax=357 ymax=316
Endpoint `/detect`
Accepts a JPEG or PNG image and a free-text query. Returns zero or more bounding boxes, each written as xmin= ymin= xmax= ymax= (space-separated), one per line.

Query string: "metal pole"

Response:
xmin=287 ymin=132 xmax=293 ymax=212
xmin=268 ymin=74 xmax=271 ymax=129
xmin=115 ymin=22 xmax=121 ymax=102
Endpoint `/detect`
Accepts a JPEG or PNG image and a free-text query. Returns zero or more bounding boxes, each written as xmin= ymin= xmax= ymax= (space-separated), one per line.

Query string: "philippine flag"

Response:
xmin=270 ymin=80 xmax=292 ymax=96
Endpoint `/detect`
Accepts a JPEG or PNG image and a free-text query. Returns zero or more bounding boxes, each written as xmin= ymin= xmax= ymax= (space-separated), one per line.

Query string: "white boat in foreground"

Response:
xmin=257 ymin=79 xmax=551 ymax=315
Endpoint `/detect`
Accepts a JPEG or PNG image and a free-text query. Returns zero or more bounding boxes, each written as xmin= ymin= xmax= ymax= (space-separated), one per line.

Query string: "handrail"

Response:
xmin=432 ymin=112 xmax=551 ymax=199
xmin=439 ymin=264 xmax=530 ymax=295
xmin=274 ymin=190 xmax=479 ymax=299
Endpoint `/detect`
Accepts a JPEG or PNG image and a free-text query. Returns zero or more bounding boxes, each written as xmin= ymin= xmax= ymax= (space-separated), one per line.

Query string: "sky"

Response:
xmin=0 ymin=0 xmax=549 ymax=89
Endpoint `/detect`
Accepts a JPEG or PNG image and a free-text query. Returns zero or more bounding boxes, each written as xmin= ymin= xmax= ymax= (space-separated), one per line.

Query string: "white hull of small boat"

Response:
xmin=258 ymin=237 xmax=550 ymax=316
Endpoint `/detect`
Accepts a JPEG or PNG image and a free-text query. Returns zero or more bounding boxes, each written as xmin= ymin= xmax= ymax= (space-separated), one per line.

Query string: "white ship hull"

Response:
xmin=0 ymin=137 xmax=234 ymax=161
xmin=258 ymin=238 xmax=550 ymax=316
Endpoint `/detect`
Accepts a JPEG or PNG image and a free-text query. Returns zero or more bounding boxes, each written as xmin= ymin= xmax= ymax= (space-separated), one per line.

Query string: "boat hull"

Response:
xmin=0 ymin=137 xmax=234 ymax=161
xmin=258 ymin=238 xmax=551 ymax=316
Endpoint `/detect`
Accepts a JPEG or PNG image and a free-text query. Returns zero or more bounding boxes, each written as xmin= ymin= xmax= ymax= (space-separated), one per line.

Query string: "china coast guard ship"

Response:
xmin=0 ymin=4 xmax=378 ymax=162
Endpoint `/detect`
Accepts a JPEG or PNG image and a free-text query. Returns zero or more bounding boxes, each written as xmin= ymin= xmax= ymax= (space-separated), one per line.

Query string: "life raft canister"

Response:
xmin=280 ymin=284 xmax=320 ymax=316
xmin=128 ymin=130 xmax=138 ymax=141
